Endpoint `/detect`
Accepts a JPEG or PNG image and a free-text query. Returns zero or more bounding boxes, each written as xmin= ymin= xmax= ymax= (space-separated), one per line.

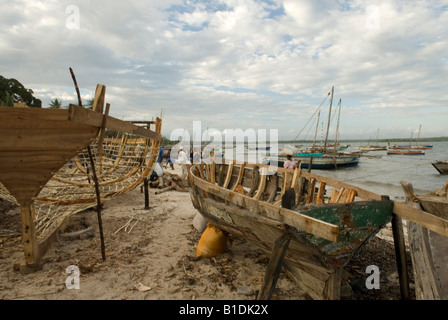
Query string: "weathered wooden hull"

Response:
xmin=189 ymin=162 xmax=393 ymax=299
xmin=432 ymin=161 xmax=448 ymax=175
xmin=387 ymin=149 xmax=425 ymax=155
xmin=401 ymin=183 xmax=448 ymax=300
xmin=266 ymin=154 xmax=360 ymax=170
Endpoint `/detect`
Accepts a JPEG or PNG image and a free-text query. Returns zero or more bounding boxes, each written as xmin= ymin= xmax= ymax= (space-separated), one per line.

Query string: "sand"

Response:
xmin=0 ymin=165 xmax=414 ymax=301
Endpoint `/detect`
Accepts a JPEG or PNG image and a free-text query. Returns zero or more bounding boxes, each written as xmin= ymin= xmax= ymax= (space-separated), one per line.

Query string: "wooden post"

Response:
xmin=389 ymin=192 xmax=411 ymax=300
xmin=257 ymin=230 xmax=291 ymax=300
xmin=144 ymin=178 xmax=150 ymax=210
xmin=87 ymin=146 xmax=106 ymax=261
xmin=20 ymin=204 xmax=39 ymax=265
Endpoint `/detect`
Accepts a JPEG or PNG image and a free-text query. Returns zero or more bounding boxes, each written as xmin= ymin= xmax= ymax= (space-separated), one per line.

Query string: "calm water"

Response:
xmin=286 ymin=141 xmax=448 ymax=200
xmin=221 ymin=141 xmax=448 ymax=200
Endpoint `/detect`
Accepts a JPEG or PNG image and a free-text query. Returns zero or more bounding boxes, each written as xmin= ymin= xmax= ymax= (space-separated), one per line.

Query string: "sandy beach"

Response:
xmin=0 ymin=164 xmax=414 ymax=301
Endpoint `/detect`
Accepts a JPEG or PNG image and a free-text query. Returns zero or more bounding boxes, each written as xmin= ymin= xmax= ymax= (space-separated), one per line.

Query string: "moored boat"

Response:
xmin=387 ymin=149 xmax=425 ymax=156
xmin=431 ymin=161 xmax=448 ymax=174
xmin=265 ymin=153 xmax=360 ymax=169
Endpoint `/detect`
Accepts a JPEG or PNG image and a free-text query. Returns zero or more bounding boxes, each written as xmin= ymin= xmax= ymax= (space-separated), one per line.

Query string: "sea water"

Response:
xmin=222 ymin=141 xmax=448 ymax=200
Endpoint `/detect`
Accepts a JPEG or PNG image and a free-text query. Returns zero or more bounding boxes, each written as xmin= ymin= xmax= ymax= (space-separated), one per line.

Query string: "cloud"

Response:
xmin=1 ymin=0 xmax=447 ymax=140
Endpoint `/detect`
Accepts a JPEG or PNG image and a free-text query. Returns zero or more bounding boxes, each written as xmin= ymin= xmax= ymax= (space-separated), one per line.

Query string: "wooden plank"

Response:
xmin=306 ymin=179 xmax=316 ymax=205
xmin=254 ymin=167 xmax=268 ymax=200
xmin=336 ymin=188 xmax=347 ymax=203
xmin=346 ymin=189 xmax=357 ymax=203
xmin=316 ymin=182 xmax=326 ymax=204
xmin=232 ymin=163 xmax=246 ymax=191
xmin=257 ymin=231 xmax=291 ymax=300
xmin=391 ymin=213 xmax=411 ymax=300
xmin=20 ymin=205 xmax=38 ymax=264
xmin=191 ymin=173 xmax=339 ymax=242
xmin=68 ymin=105 xmax=162 ymax=141
xmin=222 ymin=163 xmax=233 ymax=189
xmin=392 ymin=201 xmax=448 ymax=238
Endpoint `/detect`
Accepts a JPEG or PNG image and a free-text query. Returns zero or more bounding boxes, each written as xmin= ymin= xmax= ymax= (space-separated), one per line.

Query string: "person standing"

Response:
xmin=178 ymin=147 xmax=190 ymax=180
xmin=283 ymin=155 xmax=297 ymax=169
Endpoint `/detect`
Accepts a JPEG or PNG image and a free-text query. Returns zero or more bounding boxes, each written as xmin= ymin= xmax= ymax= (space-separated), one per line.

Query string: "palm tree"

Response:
xmin=49 ymin=98 xmax=62 ymax=109
xmin=85 ymin=98 xmax=94 ymax=110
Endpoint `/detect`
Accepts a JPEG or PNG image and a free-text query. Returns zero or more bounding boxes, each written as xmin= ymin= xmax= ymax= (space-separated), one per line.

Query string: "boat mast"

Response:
xmin=323 ymin=86 xmax=334 ymax=153
xmin=333 ymin=98 xmax=341 ymax=150
xmin=313 ymin=110 xmax=321 ymax=148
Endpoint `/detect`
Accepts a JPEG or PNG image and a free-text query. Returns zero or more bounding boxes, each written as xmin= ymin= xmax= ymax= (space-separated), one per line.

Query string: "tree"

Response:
xmin=49 ymin=98 xmax=63 ymax=109
xmin=85 ymin=98 xmax=94 ymax=110
xmin=0 ymin=75 xmax=42 ymax=108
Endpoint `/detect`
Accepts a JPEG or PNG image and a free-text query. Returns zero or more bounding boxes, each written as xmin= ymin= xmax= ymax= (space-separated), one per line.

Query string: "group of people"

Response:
xmin=155 ymin=147 xmax=298 ymax=183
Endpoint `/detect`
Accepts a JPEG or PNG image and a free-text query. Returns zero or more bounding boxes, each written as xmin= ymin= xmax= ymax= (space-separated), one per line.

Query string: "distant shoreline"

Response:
xmin=162 ymin=136 xmax=448 ymax=147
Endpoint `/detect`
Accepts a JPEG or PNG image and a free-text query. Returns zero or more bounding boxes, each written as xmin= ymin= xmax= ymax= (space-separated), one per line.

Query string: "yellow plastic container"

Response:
xmin=196 ymin=223 xmax=227 ymax=258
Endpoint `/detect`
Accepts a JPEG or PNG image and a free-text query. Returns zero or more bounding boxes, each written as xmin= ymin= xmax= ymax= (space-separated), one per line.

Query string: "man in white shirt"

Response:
xmin=178 ymin=147 xmax=190 ymax=180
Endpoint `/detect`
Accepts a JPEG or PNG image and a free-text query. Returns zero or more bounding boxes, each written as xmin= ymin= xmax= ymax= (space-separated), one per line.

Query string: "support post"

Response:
xmin=87 ymin=146 xmax=106 ymax=261
xmin=257 ymin=230 xmax=291 ymax=300
xmin=391 ymin=212 xmax=411 ymax=299
xmin=144 ymin=178 xmax=150 ymax=210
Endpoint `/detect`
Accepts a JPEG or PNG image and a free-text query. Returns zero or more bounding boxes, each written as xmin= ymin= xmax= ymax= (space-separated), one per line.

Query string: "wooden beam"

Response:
xmin=20 ymin=205 xmax=38 ymax=265
xmin=68 ymin=105 xmax=162 ymax=141
xmin=391 ymin=212 xmax=411 ymax=300
xmin=191 ymin=173 xmax=339 ymax=242
xmin=257 ymin=231 xmax=291 ymax=300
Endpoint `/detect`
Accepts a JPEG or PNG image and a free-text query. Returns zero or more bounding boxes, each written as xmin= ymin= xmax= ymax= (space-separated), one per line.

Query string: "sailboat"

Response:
xmin=357 ymin=129 xmax=387 ymax=151
xmin=284 ymin=87 xmax=360 ymax=169
xmin=387 ymin=128 xmax=427 ymax=155
xmin=388 ymin=125 xmax=433 ymax=151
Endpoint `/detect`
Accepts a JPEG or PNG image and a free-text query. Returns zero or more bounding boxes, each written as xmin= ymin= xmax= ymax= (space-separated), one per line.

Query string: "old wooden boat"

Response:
xmin=0 ymin=84 xmax=162 ymax=267
xmin=401 ymin=181 xmax=448 ymax=300
xmin=265 ymin=153 xmax=360 ymax=169
xmin=189 ymin=161 xmax=395 ymax=299
xmin=432 ymin=161 xmax=448 ymax=174
xmin=387 ymin=148 xmax=425 ymax=156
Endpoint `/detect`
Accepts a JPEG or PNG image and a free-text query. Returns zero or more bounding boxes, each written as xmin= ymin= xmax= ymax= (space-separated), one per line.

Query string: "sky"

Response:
xmin=1 ymin=0 xmax=448 ymax=142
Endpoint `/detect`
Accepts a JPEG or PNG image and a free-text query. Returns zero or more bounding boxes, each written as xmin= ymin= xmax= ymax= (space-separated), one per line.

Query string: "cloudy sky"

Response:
xmin=1 ymin=0 xmax=447 ymax=141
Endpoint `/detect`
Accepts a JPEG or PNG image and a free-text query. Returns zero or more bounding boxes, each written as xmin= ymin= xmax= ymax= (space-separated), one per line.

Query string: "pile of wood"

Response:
xmin=152 ymin=172 xmax=189 ymax=194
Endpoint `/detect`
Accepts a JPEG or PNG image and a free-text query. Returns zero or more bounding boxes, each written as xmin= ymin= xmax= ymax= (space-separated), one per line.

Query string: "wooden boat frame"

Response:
xmin=0 ymin=84 xmax=162 ymax=268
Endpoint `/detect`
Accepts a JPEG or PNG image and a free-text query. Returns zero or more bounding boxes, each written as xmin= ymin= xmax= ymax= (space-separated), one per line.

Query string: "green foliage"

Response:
xmin=0 ymin=75 xmax=42 ymax=108
xmin=48 ymin=98 xmax=63 ymax=109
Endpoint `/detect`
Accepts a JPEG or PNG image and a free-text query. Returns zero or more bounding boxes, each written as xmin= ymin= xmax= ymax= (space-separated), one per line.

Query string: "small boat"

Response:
xmin=388 ymin=144 xmax=433 ymax=150
xmin=265 ymin=153 xmax=360 ymax=169
xmin=431 ymin=161 xmax=448 ymax=174
xmin=401 ymin=181 xmax=448 ymax=300
xmin=387 ymin=149 xmax=425 ymax=156
xmin=0 ymin=84 xmax=162 ymax=267
xmin=357 ymin=145 xmax=387 ymax=152
xmin=189 ymin=161 xmax=394 ymax=299
xmin=357 ymin=129 xmax=387 ymax=151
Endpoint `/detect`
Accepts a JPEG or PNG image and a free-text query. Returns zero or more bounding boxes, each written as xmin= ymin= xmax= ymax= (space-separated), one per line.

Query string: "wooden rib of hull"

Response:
xmin=189 ymin=162 xmax=394 ymax=299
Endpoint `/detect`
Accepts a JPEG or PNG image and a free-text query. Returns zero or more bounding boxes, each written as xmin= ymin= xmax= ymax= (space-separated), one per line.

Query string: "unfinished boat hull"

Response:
xmin=189 ymin=162 xmax=393 ymax=299
xmin=0 ymin=85 xmax=162 ymax=266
